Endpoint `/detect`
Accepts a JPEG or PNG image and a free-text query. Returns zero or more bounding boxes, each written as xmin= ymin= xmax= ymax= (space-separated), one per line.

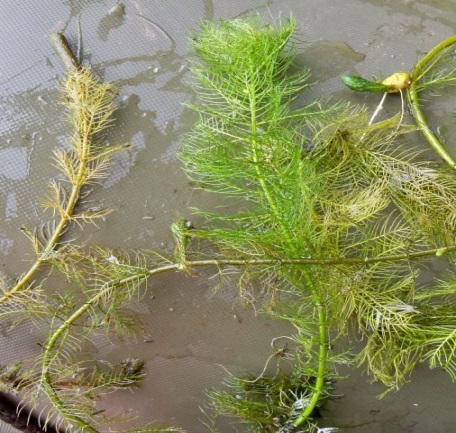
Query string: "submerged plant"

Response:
xmin=178 ymin=18 xmax=456 ymax=431
xmin=1 ymin=15 xmax=456 ymax=433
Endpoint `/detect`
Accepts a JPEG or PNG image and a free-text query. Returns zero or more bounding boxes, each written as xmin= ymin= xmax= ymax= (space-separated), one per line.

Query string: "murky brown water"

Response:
xmin=0 ymin=1 xmax=455 ymax=432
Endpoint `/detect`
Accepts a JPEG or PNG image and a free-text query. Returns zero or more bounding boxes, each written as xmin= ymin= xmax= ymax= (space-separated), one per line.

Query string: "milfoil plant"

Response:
xmin=0 ymin=15 xmax=455 ymax=433
xmin=179 ymin=17 xmax=456 ymax=432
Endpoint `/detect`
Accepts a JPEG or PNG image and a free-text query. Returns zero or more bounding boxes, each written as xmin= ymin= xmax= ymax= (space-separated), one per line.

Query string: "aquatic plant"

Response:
xmin=178 ymin=17 xmax=456 ymax=431
xmin=1 ymin=15 xmax=456 ymax=433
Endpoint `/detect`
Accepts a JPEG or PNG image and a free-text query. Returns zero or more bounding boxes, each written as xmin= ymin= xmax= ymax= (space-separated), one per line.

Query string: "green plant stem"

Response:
xmin=407 ymin=34 xmax=456 ymax=169
xmin=41 ymin=383 xmax=100 ymax=433
xmin=42 ymin=242 xmax=456 ymax=355
xmin=247 ymin=82 xmax=328 ymax=426
xmin=174 ymin=243 xmax=456 ymax=267
xmin=293 ymin=317 xmax=327 ymax=426
xmin=291 ymin=301 xmax=326 ymax=427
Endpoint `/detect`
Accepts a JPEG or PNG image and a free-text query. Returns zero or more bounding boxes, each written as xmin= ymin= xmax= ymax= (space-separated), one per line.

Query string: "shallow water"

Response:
xmin=0 ymin=1 xmax=455 ymax=432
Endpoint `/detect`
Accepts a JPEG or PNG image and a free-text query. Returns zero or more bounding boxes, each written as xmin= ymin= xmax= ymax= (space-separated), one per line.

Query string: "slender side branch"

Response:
xmin=407 ymin=34 xmax=456 ymax=169
xmin=167 ymin=244 xmax=456 ymax=268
